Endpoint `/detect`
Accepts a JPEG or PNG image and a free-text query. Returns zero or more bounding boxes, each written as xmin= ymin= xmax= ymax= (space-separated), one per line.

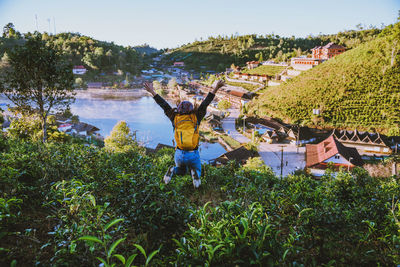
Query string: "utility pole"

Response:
xmin=347 ymin=157 xmax=353 ymax=172
xmin=243 ymin=115 xmax=247 ymax=133
xmin=35 ymin=14 xmax=39 ymax=31
xmin=53 ymin=17 xmax=56 ymax=35
xmin=47 ymin=18 xmax=51 ymax=34
xmin=279 ymin=145 xmax=285 ymax=177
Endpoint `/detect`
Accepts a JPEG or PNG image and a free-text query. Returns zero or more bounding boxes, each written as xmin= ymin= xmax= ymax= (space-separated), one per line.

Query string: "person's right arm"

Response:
xmin=143 ymin=82 xmax=174 ymax=120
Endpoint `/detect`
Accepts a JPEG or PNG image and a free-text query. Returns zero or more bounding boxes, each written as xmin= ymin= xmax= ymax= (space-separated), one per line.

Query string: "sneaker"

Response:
xmin=164 ymin=166 xmax=174 ymax=184
xmin=191 ymin=169 xmax=201 ymax=188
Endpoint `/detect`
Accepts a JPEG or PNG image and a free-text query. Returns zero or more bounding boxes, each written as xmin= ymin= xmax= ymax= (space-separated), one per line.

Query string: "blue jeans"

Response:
xmin=173 ymin=149 xmax=202 ymax=178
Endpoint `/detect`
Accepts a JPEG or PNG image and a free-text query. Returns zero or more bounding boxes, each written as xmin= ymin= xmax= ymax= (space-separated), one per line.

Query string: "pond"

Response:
xmin=0 ymin=92 xmax=226 ymax=162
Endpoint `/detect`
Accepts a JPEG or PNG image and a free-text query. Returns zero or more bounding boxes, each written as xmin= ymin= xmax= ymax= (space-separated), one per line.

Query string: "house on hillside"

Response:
xmin=287 ymin=127 xmax=317 ymax=146
xmin=211 ymin=146 xmax=258 ymax=165
xmin=291 ymin=42 xmax=345 ymax=70
xmin=262 ymin=130 xmax=279 ymax=144
xmin=72 ymin=122 xmax=100 ymax=137
xmin=306 ymin=136 xmax=364 ymax=176
xmin=57 ymin=123 xmax=73 ymax=132
xmin=173 ymin=62 xmax=185 ymax=67
xmin=73 ymin=65 xmax=87 ymax=75
xmin=258 ymin=75 xmax=269 ymax=82
xmin=312 ymin=42 xmax=345 ymax=59
xmin=331 ymin=129 xmax=392 ymax=157
xmin=205 ymin=114 xmax=222 ymax=129
xmin=290 ymin=57 xmax=322 ymax=71
xmin=233 ymin=72 xmax=240 ymax=79
xmin=246 ymin=61 xmax=260 ymax=69
xmin=239 ymin=73 xmax=250 ymax=80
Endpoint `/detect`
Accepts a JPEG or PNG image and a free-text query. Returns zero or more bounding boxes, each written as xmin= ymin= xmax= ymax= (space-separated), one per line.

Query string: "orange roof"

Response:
xmin=306 ymin=136 xmax=363 ymax=168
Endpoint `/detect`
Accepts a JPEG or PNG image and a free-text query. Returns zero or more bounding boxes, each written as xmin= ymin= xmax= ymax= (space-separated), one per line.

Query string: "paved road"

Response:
xmin=258 ymin=143 xmax=306 ymax=177
xmin=220 ymin=107 xmax=306 ymax=177
xmin=222 ymin=108 xmax=250 ymax=144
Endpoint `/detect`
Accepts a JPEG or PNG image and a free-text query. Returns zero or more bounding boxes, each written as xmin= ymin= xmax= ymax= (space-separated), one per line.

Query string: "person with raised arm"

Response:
xmin=144 ymin=80 xmax=225 ymax=188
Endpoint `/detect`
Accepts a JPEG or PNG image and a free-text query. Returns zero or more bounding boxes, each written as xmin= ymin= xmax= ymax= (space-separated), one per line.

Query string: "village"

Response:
xmin=3 ymin=41 xmax=398 ymax=178
xmin=81 ymin=41 xmax=400 ymax=177
xmin=136 ymin=42 xmax=400 ymax=178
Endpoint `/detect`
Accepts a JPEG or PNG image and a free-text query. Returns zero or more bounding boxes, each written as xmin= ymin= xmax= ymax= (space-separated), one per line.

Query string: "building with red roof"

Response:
xmin=312 ymin=42 xmax=346 ymax=60
xmin=306 ymin=135 xmax=363 ymax=176
xmin=173 ymin=62 xmax=185 ymax=67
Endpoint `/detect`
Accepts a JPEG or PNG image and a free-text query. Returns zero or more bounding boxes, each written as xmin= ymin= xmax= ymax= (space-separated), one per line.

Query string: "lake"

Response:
xmin=1 ymin=92 xmax=226 ymax=162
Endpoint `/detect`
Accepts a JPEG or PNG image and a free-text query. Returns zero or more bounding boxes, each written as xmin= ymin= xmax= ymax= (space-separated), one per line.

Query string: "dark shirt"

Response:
xmin=153 ymin=93 xmax=215 ymax=125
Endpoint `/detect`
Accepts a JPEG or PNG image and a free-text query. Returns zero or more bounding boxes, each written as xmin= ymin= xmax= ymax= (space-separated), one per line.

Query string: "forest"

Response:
xmin=0 ymin=23 xmax=148 ymax=78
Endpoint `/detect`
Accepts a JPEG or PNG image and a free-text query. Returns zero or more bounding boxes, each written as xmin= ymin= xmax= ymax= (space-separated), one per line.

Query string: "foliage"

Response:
xmin=225 ymin=80 xmax=261 ymax=92
xmin=1 ymin=127 xmax=400 ymax=265
xmin=0 ymin=33 xmax=74 ymax=142
xmin=247 ymin=22 xmax=400 ymax=133
xmin=167 ymin=78 xmax=178 ymax=90
xmin=0 ymin=26 xmax=146 ymax=81
xmin=104 ymin=121 xmax=138 ymax=153
xmin=243 ymin=65 xmax=286 ymax=76
xmin=75 ymin=77 xmax=86 ymax=88
xmin=217 ymin=99 xmax=231 ymax=110
xmin=7 ymin=113 xmax=70 ymax=143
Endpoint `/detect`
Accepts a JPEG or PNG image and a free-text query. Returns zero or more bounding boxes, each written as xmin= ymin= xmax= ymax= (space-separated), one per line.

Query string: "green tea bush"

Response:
xmin=0 ymin=136 xmax=400 ymax=266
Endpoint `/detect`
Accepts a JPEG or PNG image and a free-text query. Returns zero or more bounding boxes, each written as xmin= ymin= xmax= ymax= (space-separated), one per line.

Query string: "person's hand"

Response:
xmin=143 ymin=82 xmax=156 ymax=96
xmin=212 ymin=80 xmax=225 ymax=94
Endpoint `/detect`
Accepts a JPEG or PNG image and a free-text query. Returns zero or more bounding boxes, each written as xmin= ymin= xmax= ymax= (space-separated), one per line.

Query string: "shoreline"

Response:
xmin=74 ymin=88 xmax=149 ymax=100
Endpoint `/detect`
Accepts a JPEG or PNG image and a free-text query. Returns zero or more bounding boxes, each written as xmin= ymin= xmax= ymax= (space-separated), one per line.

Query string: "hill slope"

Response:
xmin=0 ymin=32 xmax=146 ymax=76
xmin=247 ymin=23 xmax=400 ymax=134
xmin=164 ymin=28 xmax=382 ymax=71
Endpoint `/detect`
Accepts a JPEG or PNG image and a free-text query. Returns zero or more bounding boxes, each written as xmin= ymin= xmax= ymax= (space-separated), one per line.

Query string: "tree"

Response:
xmin=104 ymin=121 xmax=137 ymax=152
xmin=3 ymin=23 xmax=16 ymax=38
xmin=168 ymin=78 xmax=178 ymax=90
xmin=218 ymin=99 xmax=231 ymax=110
xmin=1 ymin=33 xmax=74 ymax=142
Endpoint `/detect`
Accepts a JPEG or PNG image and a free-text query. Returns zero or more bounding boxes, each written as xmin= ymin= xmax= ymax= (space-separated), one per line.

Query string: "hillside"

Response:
xmin=164 ymin=28 xmax=382 ymax=72
xmin=133 ymin=44 xmax=159 ymax=55
xmin=247 ymin=23 xmax=400 ymax=134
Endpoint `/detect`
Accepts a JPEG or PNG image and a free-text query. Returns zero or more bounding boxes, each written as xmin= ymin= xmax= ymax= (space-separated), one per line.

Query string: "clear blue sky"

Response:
xmin=0 ymin=0 xmax=399 ymax=49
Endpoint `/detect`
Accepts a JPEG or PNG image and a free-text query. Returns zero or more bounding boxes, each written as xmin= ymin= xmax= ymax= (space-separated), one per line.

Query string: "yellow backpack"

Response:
xmin=174 ymin=113 xmax=200 ymax=150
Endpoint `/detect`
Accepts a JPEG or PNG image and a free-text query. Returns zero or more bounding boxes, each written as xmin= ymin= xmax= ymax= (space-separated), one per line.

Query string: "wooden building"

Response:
xmin=331 ymin=129 xmax=392 ymax=157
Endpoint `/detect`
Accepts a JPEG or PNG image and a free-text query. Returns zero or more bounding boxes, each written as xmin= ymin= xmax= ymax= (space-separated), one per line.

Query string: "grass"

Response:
xmin=243 ymin=65 xmax=286 ymax=76
xmin=220 ymin=134 xmax=241 ymax=148
xmin=225 ymin=81 xmax=263 ymax=92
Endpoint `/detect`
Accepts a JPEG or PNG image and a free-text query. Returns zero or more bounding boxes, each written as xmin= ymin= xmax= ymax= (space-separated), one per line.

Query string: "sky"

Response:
xmin=0 ymin=0 xmax=399 ymax=49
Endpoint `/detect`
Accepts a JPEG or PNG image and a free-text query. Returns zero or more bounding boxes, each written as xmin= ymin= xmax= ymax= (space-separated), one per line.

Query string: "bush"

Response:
xmin=1 ymin=135 xmax=400 ymax=266
xmin=218 ymin=99 xmax=231 ymax=110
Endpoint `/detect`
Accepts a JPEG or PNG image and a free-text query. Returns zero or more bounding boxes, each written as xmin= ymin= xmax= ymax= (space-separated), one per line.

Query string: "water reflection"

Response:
xmin=70 ymin=95 xmax=226 ymax=161
xmin=0 ymin=93 xmax=226 ymax=161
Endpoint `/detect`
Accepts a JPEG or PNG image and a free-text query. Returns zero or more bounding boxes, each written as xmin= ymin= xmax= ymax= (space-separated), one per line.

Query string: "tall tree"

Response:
xmin=3 ymin=23 xmax=16 ymax=38
xmin=0 ymin=33 xmax=74 ymax=142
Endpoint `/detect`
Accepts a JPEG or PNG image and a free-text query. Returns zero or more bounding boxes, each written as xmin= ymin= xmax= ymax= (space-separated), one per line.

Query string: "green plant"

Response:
xmin=78 ymin=219 xmax=159 ymax=267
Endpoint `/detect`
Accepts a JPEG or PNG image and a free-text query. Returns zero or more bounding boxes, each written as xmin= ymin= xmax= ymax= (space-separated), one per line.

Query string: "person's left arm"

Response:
xmin=197 ymin=80 xmax=225 ymax=121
